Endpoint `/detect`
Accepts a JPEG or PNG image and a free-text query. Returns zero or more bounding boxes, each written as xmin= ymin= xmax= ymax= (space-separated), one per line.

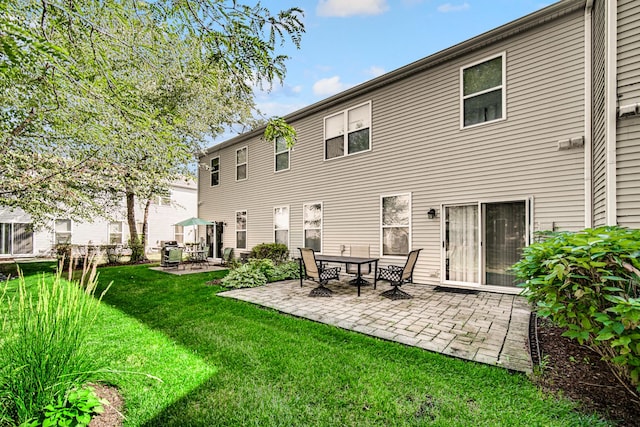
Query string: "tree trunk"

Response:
xmin=140 ymin=198 xmax=151 ymax=262
xmin=125 ymin=188 xmax=145 ymax=263
xmin=126 ymin=189 xmax=138 ymax=243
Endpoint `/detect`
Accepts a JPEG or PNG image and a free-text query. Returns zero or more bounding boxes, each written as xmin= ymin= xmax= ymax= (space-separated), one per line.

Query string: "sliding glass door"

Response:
xmin=445 ymin=205 xmax=478 ymax=282
xmin=0 ymin=223 xmax=34 ymax=256
xmin=444 ymin=200 xmax=528 ymax=287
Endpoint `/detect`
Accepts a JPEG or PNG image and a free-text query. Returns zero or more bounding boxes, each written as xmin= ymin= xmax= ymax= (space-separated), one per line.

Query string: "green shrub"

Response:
xmin=221 ymin=259 xmax=300 ymax=289
xmin=512 ymin=226 xmax=640 ymax=391
xmin=221 ymin=262 xmax=268 ymax=289
xmin=26 ymin=386 xmax=106 ymax=427
xmin=269 ymin=260 xmax=301 ymax=282
xmin=128 ymin=237 xmax=146 ymax=264
xmin=0 ymin=261 xmax=109 ymax=425
xmin=249 ymin=243 xmax=289 ymax=265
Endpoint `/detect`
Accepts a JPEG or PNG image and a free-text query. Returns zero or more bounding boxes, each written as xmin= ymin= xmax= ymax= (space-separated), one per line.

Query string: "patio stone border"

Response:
xmin=220 ymin=279 xmax=532 ymax=373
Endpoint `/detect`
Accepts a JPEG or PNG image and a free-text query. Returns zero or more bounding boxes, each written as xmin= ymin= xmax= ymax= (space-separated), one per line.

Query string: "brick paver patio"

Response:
xmin=219 ymin=279 xmax=532 ymax=373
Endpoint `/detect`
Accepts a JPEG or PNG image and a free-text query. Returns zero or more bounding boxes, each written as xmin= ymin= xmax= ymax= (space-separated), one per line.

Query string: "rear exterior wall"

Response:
xmin=198 ymin=9 xmax=587 ymax=286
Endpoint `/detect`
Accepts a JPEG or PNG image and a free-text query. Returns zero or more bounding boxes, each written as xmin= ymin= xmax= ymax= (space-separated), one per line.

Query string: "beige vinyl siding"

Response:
xmin=198 ymin=7 xmax=586 ymax=286
xmin=591 ymin=0 xmax=607 ymax=226
xmin=616 ymin=0 xmax=640 ymax=228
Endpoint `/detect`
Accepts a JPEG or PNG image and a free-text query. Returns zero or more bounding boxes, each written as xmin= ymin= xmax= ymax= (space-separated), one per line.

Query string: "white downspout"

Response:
xmin=605 ymin=0 xmax=617 ymax=225
xmin=584 ymin=0 xmax=594 ymax=228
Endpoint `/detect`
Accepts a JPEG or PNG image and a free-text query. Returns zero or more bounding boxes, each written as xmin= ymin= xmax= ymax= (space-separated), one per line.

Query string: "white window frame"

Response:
xmin=460 ymin=52 xmax=506 ymax=129
xmin=174 ymin=225 xmax=184 ymax=245
xmin=303 ymin=202 xmax=323 ymax=253
xmin=236 ymin=210 xmax=247 ymax=249
xmin=323 ymin=101 xmax=372 ymax=161
xmin=440 ymin=197 xmax=532 ymax=289
xmin=54 ymin=219 xmax=72 ymax=244
xmin=108 ymin=221 xmax=124 ymax=245
xmin=273 ymin=206 xmax=290 ymax=247
xmin=274 ymin=137 xmax=290 ymax=172
xmin=380 ymin=193 xmax=412 ymax=258
xmin=210 ymin=156 xmax=220 ymax=186
xmin=236 ymin=146 xmax=248 ymax=181
xmin=0 ymin=223 xmax=34 ymax=255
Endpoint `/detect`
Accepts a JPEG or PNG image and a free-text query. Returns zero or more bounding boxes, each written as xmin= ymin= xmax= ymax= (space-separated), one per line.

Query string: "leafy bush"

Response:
xmin=221 ymin=259 xmax=301 ymax=289
xmin=249 ymin=243 xmax=289 ymax=265
xmin=221 ymin=262 xmax=268 ymax=289
xmin=26 ymin=386 xmax=106 ymax=427
xmin=128 ymin=237 xmax=145 ymax=263
xmin=269 ymin=260 xmax=301 ymax=282
xmin=0 ymin=261 xmax=109 ymax=425
xmin=512 ymin=226 xmax=640 ymax=392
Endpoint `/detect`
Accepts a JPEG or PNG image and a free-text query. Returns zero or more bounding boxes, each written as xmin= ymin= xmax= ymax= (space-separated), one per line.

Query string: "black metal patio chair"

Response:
xmin=299 ymin=247 xmax=341 ymax=297
xmin=377 ymin=249 xmax=422 ymax=300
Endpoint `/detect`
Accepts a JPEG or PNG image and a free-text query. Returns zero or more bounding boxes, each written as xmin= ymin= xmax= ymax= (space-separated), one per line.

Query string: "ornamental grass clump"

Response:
xmin=512 ymin=226 xmax=640 ymax=395
xmin=0 ymin=258 xmax=109 ymax=425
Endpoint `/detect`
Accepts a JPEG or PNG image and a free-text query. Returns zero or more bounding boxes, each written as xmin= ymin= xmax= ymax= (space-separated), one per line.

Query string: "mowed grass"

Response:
xmin=15 ymin=262 xmax=608 ymax=426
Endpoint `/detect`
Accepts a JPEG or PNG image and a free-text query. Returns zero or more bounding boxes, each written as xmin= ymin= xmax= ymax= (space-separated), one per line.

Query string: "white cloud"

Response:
xmin=317 ymin=0 xmax=389 ymax=17
xmin=312 ymin=76 xmax=350 ymax=96
xmin=366 ymin=65 xmax=386 ymax=78
xmin=437 ymin=2 xmax=470 ymax=13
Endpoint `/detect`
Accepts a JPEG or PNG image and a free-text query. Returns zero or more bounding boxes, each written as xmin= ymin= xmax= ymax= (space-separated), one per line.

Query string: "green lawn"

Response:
xmin=16 ymin=263 xmax=610 ymax=426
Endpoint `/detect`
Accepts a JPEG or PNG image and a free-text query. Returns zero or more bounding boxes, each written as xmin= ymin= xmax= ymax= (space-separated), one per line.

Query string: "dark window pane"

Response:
xmin=464 ymin=89 xmax=502 ymax=126
xmin=382 ymin=227 xmax=409 ymax=256
xmin=275 ymin=230 xmax=288 ymax=245
xmin=463 ymin=56 xmax=502 ymax=95
xmin=275 ymin=137 xmax=287 ymax=153
xmin=325 ymin=135 xmax=344 ymax=159
xmin=210 ymin=172 xmax=219 ymax=186
xmin=236 ymin=148 xmax=246 ymax=164
xmin=347 ymin=128 xmax=369 ymax=154
xmin=304 ymin=229 xmax=321 ymax=252
xmin=237 ymin=231 xmax=247 ymax=249
xmin=236 ymin=164 xmax=247 ymax=180
xmin=275 ymin=152 xmax=289 ymax=171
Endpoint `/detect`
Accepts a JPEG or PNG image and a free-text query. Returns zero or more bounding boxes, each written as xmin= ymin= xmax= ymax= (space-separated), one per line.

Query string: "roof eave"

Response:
xmin=202 ymin=0 xmax=586 ymax=156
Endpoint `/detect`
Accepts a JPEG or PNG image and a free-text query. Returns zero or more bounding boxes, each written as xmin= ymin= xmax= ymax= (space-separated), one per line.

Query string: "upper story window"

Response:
xmin=461 ymin=53 xmax=505 ymax=128
xmin=236 ymin=147 xmax=247 ymax=181
xmin=55 ymin=219 xmax=72 ymax=244
xmin=210 ymin=157 xmax=220 ymax=186
xmin=274 ymin=137 xmax=290 ymax=172
xmin=324 ymin=101 xmax=371 ymax=160
xmin=381 ymin=193 xmax=411 ymax=256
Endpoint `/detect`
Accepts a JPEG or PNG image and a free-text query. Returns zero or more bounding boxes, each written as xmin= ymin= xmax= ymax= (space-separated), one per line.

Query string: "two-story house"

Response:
xmin=197 ymin=0 xmax=640 ymax=294
xmin=0 ymin=179 xmax=197 ymax=258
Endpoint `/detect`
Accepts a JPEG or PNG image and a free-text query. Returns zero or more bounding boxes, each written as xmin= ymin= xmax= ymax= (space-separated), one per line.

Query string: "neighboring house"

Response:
xmin=197 ymin=0 xmax=640 ymax=294
xmin=0 ymin=179 xmax=197 ymax=258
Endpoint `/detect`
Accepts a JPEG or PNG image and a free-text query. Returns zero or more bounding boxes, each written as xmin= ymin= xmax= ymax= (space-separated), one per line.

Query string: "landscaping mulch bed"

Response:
xmin=90 ymin=385 xmax=124 ymax=427
xmin=534 ymin=316 xmax=640 ymax=426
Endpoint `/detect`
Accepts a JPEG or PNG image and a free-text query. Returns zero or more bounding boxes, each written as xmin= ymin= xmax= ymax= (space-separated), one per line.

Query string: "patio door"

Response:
xmin=0 ymin=223 xmax=33 ymax=256
xmin=206 ymin=222 xmax=224 ymax=258
xmin=443 ymin=200 xmax=528 ymax=287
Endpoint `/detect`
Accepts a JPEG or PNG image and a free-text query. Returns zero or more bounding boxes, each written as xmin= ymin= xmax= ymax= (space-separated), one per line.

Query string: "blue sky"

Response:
xmin=228 ymin=0 xmax=554 ymax=138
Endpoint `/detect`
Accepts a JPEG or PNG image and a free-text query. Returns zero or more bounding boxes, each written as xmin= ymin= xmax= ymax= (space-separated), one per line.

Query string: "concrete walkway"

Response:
xmin=219 ymin=279 xmax=532 ymax=373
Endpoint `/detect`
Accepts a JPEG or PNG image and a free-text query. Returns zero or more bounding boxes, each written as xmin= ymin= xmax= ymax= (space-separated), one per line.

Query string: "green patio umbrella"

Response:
xmin=174 ymin=217 xmax=214 ymax=243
